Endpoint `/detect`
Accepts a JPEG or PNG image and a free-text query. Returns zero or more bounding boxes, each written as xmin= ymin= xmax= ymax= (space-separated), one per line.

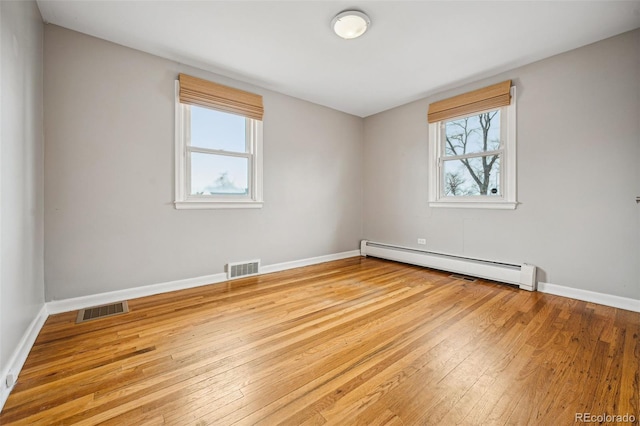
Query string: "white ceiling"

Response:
xmin=36 ymin=1 xmax=640 ymax=117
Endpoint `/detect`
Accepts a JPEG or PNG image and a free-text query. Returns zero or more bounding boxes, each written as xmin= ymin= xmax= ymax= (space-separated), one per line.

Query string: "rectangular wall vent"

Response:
xmin=227 ymin=260 xmax=260 ymax=280
xmin=76 ymin=301 xmax=129 ymax=323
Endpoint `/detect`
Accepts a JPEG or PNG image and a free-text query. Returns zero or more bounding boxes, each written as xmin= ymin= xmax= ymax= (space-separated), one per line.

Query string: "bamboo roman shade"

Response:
xmin=178 ymin=73 xmax=264 ymax=121
xmin=427 ymin=80 xmax=512 ymax=123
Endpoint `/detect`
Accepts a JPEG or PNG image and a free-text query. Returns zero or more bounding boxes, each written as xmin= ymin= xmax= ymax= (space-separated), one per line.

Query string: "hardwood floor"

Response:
xmin=1 ymin=257 xmax=638 ymax=425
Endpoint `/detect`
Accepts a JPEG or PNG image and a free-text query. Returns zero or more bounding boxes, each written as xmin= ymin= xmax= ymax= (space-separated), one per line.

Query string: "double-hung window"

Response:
xmin=175 ymin=73 xmax=263 ymax=209
xmin=428 ymin=80 xmax=517 ymax=209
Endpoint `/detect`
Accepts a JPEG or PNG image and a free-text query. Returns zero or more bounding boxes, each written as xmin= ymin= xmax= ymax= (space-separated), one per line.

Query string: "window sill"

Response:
xmin=174 ymin=200 xmax=264 ymax=210
xmin=429 ymin=200 xmax=518 ymax=210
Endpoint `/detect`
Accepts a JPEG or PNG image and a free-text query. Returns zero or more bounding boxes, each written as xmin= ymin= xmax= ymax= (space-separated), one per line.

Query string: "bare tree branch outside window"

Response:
xmin=443 ymin=110 xmax=501 ymax=196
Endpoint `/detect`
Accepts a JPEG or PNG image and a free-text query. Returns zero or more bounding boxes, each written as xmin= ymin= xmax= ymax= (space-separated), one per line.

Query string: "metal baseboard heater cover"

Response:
xmin=360 ymin=240 xmax=537 ymax=291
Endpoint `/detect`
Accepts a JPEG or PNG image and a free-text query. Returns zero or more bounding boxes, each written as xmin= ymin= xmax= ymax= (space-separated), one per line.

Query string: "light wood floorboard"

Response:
xmin=0 ymin=257 xmax=638 ymax=425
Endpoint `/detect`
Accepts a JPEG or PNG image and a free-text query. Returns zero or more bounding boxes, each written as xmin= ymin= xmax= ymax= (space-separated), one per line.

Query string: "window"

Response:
xmin=175 ymin=74 xmax=263 ymax=209
xmin=428 ymin=81 xmax=517 ymax=209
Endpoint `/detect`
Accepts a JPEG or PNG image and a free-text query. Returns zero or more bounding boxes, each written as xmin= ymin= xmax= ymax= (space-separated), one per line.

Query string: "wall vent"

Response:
xmin=76 ymin=301 xmax=129 ymax=323
xmin=227 ymin=260 xmax=260 ymax=280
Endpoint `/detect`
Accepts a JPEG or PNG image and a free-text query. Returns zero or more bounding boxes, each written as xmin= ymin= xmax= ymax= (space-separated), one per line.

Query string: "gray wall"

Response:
xmin=38 ymin=23 xmax=640 ymax=303
xmin=363 ymin=29 xmax=640 ymax=300
xmin=44 ymin=25 xmax=363 ymax=301
xmin=1 ymin=0 xmax=45 ymax=370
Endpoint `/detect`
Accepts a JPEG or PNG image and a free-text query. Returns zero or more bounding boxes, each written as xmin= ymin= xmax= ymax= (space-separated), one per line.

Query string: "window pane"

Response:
xmin=444 ymin=110 xmax=501 ymax=157
xmin=443 ymin=155 xmax=501 ymax=196
xmin=190 ymin=152 xmax=249 ymax=195
xmin=190 ymin=105 xmax=246 ymax=152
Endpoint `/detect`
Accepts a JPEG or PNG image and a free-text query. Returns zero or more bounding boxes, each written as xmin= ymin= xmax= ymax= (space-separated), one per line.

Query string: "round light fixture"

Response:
xmin=331 ymin=10 xmax=370 ymax=40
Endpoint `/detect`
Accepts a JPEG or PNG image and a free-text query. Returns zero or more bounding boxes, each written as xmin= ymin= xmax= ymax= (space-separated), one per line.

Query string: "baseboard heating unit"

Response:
xmin=360 ymin=240 xmax=537 ymax=291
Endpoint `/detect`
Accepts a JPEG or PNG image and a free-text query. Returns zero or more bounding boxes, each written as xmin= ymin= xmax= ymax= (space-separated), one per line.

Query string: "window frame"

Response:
xmin=174 ymin=81 xmax=263 ymax=210
xmin=428 ymin=86 xmax=517 ymax=209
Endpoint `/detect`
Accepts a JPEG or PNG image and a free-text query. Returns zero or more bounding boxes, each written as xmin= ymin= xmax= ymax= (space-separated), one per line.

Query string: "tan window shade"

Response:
xmin=178 ymin=73 xmax=264 ymax=121
xmin=427 ymin=80 xmax=512 ymax=123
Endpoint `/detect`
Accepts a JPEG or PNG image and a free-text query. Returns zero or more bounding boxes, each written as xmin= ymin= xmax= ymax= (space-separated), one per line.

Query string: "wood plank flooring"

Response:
xmin=1 ymin=257 xmax=638 ymax=425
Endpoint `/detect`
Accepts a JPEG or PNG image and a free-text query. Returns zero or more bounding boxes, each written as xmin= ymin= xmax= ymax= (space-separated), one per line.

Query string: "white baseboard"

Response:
xmin=538 ymin=282 xmax=640 ymax=313
xmin=261 ymin=250 xmax=361 ymax=274
xmin=47 ymin=249 xmax=362 ymax=315
xmin=47 ymin=272 xmax=229 ymax=315
xmin=1 ymin=304 xmax=48 ymax=412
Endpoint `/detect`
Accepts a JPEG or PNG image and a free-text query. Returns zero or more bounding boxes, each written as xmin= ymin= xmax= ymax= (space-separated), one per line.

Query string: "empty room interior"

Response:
xmin=1 ymin=0 xmax=639 ymax=424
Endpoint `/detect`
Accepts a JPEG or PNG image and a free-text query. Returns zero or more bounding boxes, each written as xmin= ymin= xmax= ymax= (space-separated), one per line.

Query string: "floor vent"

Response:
xmin=227 ymin=260 xmax=260 ymax=280
xmin=449 ymin=274 xmax=478 ymax=283
xmin=76 ymin=301 xmax=129 ymax=323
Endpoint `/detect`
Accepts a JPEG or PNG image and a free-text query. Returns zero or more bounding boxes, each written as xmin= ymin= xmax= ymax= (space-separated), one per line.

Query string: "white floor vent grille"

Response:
xmin=76 ymin=301 xmax=129 ymax=323
xmin=227 ymin=260 xmax=260 ymax=280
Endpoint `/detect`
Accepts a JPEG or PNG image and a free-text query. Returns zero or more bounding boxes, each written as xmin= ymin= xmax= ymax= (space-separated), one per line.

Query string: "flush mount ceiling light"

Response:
xmin=331 ymin=10 xmax=371 ymax=40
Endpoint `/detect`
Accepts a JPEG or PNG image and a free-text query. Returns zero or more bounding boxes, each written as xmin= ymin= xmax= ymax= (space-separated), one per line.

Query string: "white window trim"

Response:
xmin=428 ymin=86 xmax=517 ymax=210
xmin=174 ymin=81 xmax=263 ymax=210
